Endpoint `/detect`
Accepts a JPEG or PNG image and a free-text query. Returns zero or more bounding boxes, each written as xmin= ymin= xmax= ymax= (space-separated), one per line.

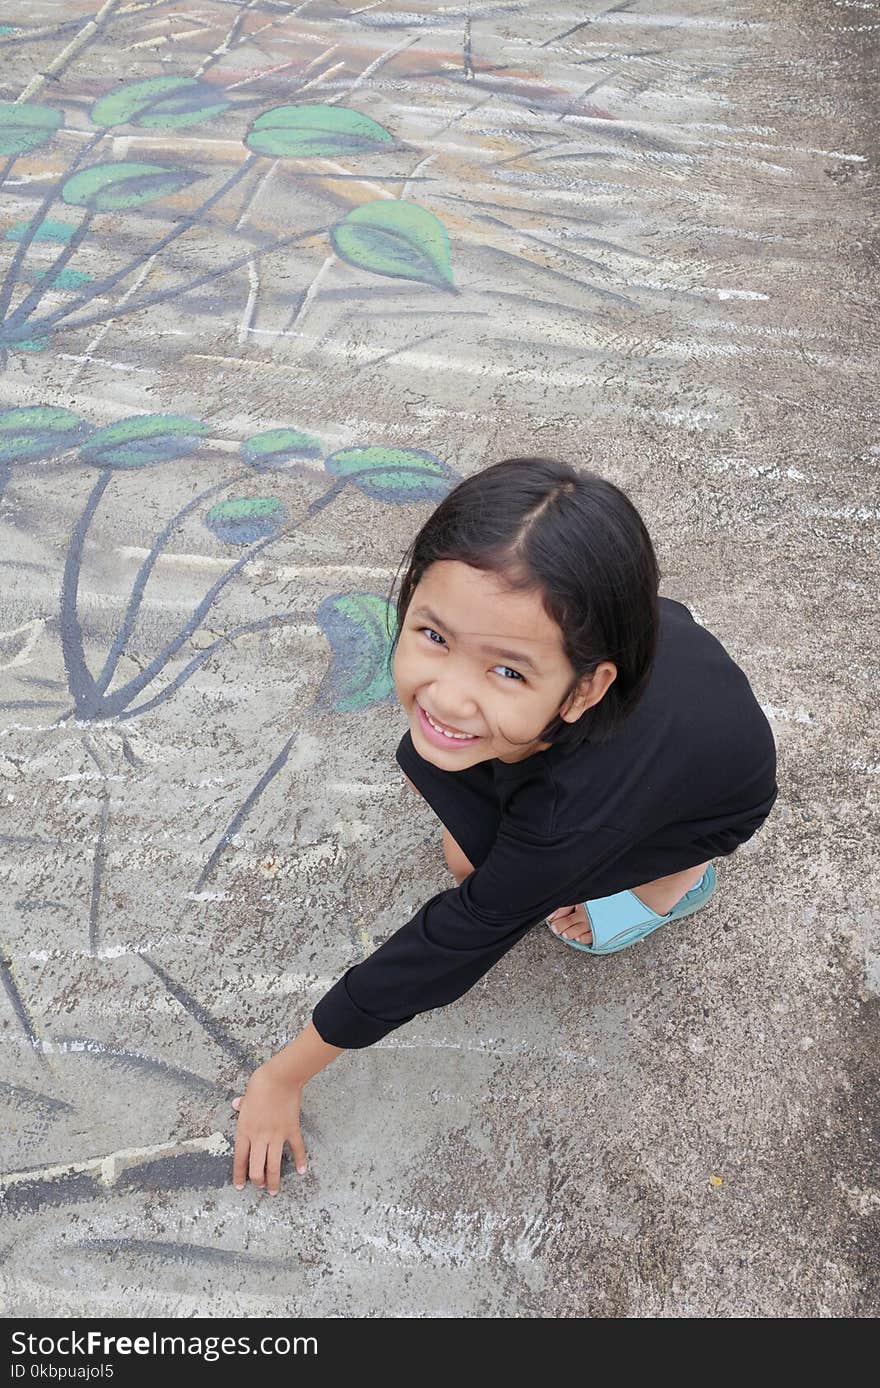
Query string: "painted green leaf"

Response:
xmin=24 ymin=267 xmax=92 ymax=289
xmin=324 ymin=446 xmax=458 ymax=503
xmin=0 ymin=101 xmax=62 ymax=156
xmin=50 ymin=268 xmax=92 ymax=288
xmin=5 ymin=218 xmax=77 ymax=244
xmin=0 ymin=405 xmax=89 ymax=464
xmin=241 ymin=428 xmax=322 ymax=472
xmin=245 ymin=104 xmax=394 ymax=159
xmin=313 ymin=593 xmax=398 ymax=714
xmin=204 ymin=496 xmax=285 ymax=545
xmin=61 ymin=162 xmax=203 ymax=212
xmin=91 ymin=77 xmax=230 ymax=130
xmin=79 ymin=414 xmax=210 ymax=469
xmin=10 ymin=337 xmax=49 ymax=352
xmin=330 ymin=200 xmax=454 ymax=290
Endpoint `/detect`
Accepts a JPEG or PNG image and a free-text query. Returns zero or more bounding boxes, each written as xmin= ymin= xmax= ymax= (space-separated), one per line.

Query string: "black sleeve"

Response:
xmin=311 ymin=820 xmax=629 ymax=1048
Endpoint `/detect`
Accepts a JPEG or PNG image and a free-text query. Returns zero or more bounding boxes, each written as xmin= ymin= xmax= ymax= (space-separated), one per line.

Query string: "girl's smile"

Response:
xmin=416 ymin=699 xmax=482 ymax=747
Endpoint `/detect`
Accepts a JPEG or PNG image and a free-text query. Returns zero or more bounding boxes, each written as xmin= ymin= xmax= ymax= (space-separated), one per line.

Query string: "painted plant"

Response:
xmin=0 ymin=85 xmax=455 ymax=364
xmin=0 ymin=35 xmax=465 ymax=953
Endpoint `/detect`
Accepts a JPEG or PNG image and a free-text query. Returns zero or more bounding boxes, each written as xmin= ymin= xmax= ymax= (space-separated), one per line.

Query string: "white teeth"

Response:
xmin=424 ymin=708 xmax=474 ymax=739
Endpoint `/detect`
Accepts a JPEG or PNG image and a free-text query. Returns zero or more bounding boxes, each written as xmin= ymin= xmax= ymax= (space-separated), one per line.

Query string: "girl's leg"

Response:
xmin=631 ymin=862 xmax=711 ymax=916
xmin=403 ymin=774 xmax=475 ymax=885
xmin=442 ymin=826 xmax=475 ymax=885
xmin=549 ymin=861 xmax=711 ymax=943
xmin=408 ymin=770 xmax=709 ymax=924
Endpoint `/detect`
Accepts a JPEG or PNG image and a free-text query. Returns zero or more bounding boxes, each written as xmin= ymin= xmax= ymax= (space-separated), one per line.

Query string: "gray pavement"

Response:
xmin=0 ymin=0 xmax=878 ymax=1317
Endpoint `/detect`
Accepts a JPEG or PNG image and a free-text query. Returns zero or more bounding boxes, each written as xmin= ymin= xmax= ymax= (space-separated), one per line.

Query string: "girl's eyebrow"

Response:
xmin=410 ymin=605 xmax=543 ymax=676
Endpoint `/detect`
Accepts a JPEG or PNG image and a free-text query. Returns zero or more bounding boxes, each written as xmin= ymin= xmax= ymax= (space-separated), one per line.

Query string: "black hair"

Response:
xmin=385 ymin=457 xmax=661 ymax=752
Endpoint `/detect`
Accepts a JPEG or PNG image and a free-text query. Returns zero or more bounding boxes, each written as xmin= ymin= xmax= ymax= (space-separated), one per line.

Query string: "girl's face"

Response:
xmin=393 ymin=560 xmax=616 ymax=767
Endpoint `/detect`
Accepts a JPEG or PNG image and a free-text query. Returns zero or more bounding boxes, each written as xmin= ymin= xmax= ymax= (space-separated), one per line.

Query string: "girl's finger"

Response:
xmin=232 ymin=1129 xmax=250 ymax=1190
xmin=231 ymin=1096 xmax=241 ymax=1111
xmin=266 ymin=1141 xmax=285 ymax=1196
xmin=248 ymin=1139 xmax=268 ymax=1188
xmin=288 ymin=1127 xmax=308 ymax=1176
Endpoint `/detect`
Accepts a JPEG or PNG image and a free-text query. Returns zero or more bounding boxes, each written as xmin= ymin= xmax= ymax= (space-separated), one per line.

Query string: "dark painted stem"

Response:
xmin=74 ymin=473 xmax=348 ymax=720
xmin=0 ymin=955 xmax=47 ymax=1063
xmin=93 ymin=473 xmax=247 ymax=698
xmin=99 ymin=527 xmax=292 ymax=718
xmin=3 ymin=211 xmax=94 ymax=333
xmin=24 ymin=153 xmax=260 ymax=336
xmin=0 ymin=180 xmax=66 ymax=326
xmin=88 ymin=787 xmax=110 ymax=956
xmin=193 ymin=730 xmax=299 ymax=893
xmin=20 ymin=222 xmax=329 ymax=341
xmin=59 ymin=469 xmax=113 ymax=716
xmin=302 ymin=474 xmax=347 ymax=519
xmin=0 ymin=16 xmax=85 ymax=46
xmin=0 ymin=129 xmax=104 ymax=325
xmin=140 ymin=958 xmax=258 ymax=1069
xmin=117 ymin=613 xmax=308 ymax=722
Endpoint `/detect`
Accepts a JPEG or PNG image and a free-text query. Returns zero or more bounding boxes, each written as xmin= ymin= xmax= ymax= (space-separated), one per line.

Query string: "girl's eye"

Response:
xmin=417 ymin=627 xmax=525 ymax=682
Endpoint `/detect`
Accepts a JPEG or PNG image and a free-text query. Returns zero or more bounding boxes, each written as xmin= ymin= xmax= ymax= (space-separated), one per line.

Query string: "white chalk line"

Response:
xmin=761 ymin=703 xmax=816 ymax=725
xmin=387 ymin=100 xmax=866 ymax=161
xmin=0 ymin=1132 xmax=230 ymax=1192
xmin=112 ymin=550 xmax=398 ymax=579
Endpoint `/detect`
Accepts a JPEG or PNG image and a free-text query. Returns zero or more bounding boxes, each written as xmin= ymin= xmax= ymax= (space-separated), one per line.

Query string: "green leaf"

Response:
xmin=91 ymin=77 xmax=230 ymax=130
xmin=204 ymin=496 xmax=285 ymax=544
xmin=61 ymin=162 xmax=203 ymax=212
xmin=79 ymin=414 xmax=210 ymax=469
xmin=313 ymin=593 xmax=398 ymax=714
xmin=0 ymin=405 xmax=89 ymax=464
xmin=10 ymin=337 xmax=49 ymax=352
xmin=0 ymin=101 xmax=62 ymax=156
xmin=245 ymin=104 xmax=394 ymax=159
xmin=324 ymin=446 xmax=458 ymax=503
xmin=24 ymin=267 xmax=92 ymax=289
xmin=5 ymin=218 xmax=77 ymax=244
xmin=330 ymin=200 xmax=454 ymax=290
xmin=49 ymin=268 xmax=92 ymax=288
xmin=241 ymin=427 xmax=322 ymax=472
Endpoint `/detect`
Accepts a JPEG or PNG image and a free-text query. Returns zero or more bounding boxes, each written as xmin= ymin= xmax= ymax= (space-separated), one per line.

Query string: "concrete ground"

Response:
xmin=1 ymin=0 xmax=877 ymax=1318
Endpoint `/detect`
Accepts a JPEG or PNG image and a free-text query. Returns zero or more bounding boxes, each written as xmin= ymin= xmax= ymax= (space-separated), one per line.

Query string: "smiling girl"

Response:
xmin=231 ymin=458 xmax=778 ymax=1193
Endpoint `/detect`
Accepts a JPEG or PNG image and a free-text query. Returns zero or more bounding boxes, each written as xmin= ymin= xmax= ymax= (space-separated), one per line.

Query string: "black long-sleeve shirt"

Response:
xmin=311 ymin=597 xmax=778 ymax=1048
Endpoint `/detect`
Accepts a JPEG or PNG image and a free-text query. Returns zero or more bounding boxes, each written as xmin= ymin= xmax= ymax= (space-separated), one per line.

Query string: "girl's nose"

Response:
xmin=431 ymin=693 xmax=479 ymax=729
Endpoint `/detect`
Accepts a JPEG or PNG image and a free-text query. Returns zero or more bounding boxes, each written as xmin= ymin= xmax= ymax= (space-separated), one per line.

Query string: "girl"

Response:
xmin=231 ymin=458 xmax=779 ymax=1193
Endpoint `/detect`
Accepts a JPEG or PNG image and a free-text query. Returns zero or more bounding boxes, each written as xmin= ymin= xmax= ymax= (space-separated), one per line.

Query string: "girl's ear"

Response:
xmin=560 ymin=662 xmax=617 ymax=722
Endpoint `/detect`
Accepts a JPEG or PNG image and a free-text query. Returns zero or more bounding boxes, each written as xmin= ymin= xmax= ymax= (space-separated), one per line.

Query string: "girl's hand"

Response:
xmin=231 ymin=1062 xmax=308 ymax=1194
xmin=547 ymin=903 xmax=592 ymax=944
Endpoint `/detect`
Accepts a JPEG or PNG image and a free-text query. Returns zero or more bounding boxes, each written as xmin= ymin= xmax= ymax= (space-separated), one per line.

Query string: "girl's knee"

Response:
xmin=401 ymin=775 xmax=474 ymax=879
xmin=442 ymin=826 xmax=475 ymax=880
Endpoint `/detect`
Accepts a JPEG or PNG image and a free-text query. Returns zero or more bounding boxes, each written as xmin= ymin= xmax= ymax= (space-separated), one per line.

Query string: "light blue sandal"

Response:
xmin=547 ymin=863 xmax=717 ymax=955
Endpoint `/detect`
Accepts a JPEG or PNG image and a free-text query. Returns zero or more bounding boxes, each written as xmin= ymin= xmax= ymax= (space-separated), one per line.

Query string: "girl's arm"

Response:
xmin=231 ymin=1022 xmax=346 ymax=1194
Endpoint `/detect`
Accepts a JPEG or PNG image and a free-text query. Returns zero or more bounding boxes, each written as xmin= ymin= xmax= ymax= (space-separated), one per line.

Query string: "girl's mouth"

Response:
xmin=416 ymin=701 xmax=481 ymax=748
